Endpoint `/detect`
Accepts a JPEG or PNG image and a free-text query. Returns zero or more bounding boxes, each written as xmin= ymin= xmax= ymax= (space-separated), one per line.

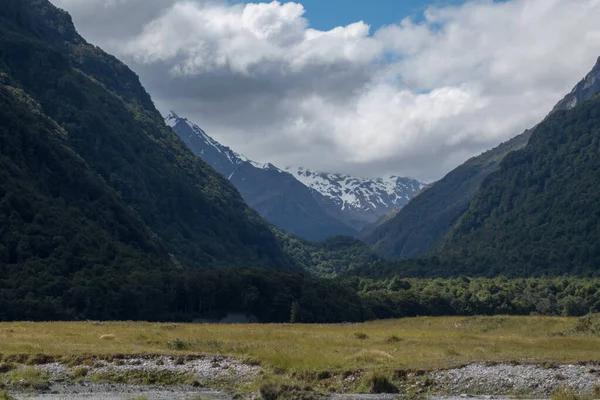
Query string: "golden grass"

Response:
xmin=0 ymin=316 xmax=599 ymax=373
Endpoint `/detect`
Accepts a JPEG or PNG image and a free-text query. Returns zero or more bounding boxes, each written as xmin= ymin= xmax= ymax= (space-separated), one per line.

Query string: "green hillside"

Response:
xmin=275 ymin=231 xmax=383 ymax=277
xmin=0 ymin=0 xmax=286 ymax=269
xmin=434 ymin=93 xmax=600 ymax=277
xmin=365 ymin=131 xmax=531 ymax=260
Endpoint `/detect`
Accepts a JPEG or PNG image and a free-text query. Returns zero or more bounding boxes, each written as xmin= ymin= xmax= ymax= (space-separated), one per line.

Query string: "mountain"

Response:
xmin=0 ymin=76 xmax=170 ymax=307
xmin=0 ymin=0 xmax=374 ymax=322
xmin=358 ymin=208 xmax=403 ymax=239
xmin=364 ymin=131 xmax=531 ymax=259
xmin=167 ymin=113 xmax=357 ymax=240
xmin=0 ymin=0 xmax=288 ymax=271
xmin=359 ymin=57 xmax=600 ymax=278
xmin=167 ymin=112 xmax=424 ymax=239
xmin=552 ymin=58 xmax=600 ymax=112
xmin=430 ymin=57 xmax=600 ymax=276
xmin=365 ymin=57 xmax=600 ymax=261
xmin=285 ymin=167 xmax=423 ymax=230
xmin=434 ymin=89 xmax=600 ymax=276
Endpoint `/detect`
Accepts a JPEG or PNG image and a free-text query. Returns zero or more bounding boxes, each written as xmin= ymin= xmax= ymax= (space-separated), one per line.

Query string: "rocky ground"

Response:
xmin=13 ymin=383 xmax=232 ymax=400
xmin=35 ymin=354 xmax=260 ymax=385
xmin=430 ymin=363 xmax=600 ymax=396
xmin=4 ymin=357 xmax=600 ymax=399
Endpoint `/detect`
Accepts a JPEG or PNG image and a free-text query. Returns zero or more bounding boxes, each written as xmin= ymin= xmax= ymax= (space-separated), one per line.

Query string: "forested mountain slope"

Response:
xmin=435 ymin=92 xmax=600 ymax=276
xmin=0 ymin=0 xmax=287 ymax=269
xmin=364 ymin=130 xmax=531 ymax=259
xmin=0 ymin=79 xmax=173 ymax=319
xmin=366 ymin=57 xmax=600 ymax=261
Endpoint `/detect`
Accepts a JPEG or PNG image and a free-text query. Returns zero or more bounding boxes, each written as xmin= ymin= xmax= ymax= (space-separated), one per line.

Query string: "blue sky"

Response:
xmin=242 ymin=0 xmax=470 ymax=31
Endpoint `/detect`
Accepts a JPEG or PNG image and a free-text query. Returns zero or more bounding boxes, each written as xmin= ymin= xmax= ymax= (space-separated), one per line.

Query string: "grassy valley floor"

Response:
xmin=1 ymin=316 xmax=600 ymax=399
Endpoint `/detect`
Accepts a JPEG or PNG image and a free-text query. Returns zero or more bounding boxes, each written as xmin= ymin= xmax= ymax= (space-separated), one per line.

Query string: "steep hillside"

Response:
xmin=168 ymin=113 xmax=357 ymax=240
xmin=0 ymin=0 xmax=287 ymax=269
xmin=365 ymin=131 xmax=531 ymax=259
xmin=0 ymin=80 xmax=177 ymax=319
xmin=367 ymin=57 xmax=600 ymax=261
xmin=435 ymin=91 xmax=600 ymax=276
xmin=359 ymin=208 xmax=403 ymax=239
xmin=553 ymin=58 xmax=600 ymax=112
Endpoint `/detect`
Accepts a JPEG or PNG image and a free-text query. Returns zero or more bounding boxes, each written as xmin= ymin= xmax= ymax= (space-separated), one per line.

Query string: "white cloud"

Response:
xmin=52 ymin=0 xmax=600 ymax=181
xmin=123 ymin=1 xmax=381 ymax=75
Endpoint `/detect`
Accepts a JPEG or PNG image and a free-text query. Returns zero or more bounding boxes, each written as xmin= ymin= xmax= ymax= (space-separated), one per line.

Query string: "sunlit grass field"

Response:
xmin=1 ymin=316 xmax=599 ymax=373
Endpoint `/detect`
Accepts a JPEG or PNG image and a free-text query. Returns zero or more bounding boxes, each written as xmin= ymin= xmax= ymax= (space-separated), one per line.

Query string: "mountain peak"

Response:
xmin=165 ymin=110 xmax=181 ymax=127
xmin=552 ymin=57 xmax=600 ymax=112
xmin=166 ymin=112 xmax=251 ymax=181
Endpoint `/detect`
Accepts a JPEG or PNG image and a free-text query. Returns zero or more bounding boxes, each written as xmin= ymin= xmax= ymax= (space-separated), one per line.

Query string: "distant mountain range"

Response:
xmin=167 ymin=112 xmax=424 ymax=240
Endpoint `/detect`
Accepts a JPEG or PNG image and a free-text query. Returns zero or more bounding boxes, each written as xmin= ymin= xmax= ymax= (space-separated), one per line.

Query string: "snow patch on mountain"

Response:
xmin=285 ymin=167 xmax=424 ymax=212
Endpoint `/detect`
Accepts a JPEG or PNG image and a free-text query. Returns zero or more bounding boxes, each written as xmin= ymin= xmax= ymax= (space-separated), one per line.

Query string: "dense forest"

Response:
xmin=275 ymin=231 xmax=383 ymax=277
xmin=353 ymin=276 xmax=600 ymax=319
xmin=0 ymin=0 xmax=287 ymax=270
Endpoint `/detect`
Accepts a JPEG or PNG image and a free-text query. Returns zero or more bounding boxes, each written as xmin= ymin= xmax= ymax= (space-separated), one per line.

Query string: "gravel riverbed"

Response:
xmin=5 ymin=357 xmax=600 ymax=399
xmin=431 ymin=363 xmax=600 ymax=396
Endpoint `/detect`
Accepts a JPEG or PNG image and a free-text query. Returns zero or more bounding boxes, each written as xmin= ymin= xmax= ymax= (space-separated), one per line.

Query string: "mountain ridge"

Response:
xmin=167 ymin=112 xmax=424 ymax=239
xmin=365 ymin=56 xmax=600 ymax=261
xmin=285 ymin=166 xmax=423 ymax=231
xmin=429 ymin=90 xmax=600 ymax=276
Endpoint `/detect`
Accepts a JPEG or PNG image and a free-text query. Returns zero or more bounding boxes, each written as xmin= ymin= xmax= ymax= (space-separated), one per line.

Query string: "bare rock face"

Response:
xmin=553 ymin=56 xmax=600 ymax=112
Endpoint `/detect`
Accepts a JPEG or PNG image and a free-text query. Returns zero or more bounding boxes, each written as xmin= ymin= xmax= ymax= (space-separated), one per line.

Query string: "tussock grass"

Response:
xmin=0 ymin=391 xmax=16 ymax=400
xmin=551 ymin=387 xmax=593 ymax=400
xmin=1 ymin=367 xmax=50 ymax=390
xmin=0 ymin=316 xmax=599 ymax=375
xmin=90 ymin=369 xmax=195 ymax=386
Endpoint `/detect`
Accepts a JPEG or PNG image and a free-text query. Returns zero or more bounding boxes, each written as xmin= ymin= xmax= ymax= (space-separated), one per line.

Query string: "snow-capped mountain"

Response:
xmin=166 ymin=111 xmax=425 ymax=239
xmin=285 ymin=167 xmax=424 ymax=228
xmin=166 ymin=111 xmax=250 ymax=178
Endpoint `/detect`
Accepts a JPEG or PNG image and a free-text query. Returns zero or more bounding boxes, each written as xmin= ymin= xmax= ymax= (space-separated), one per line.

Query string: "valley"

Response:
xmin=1 ymin=0 xmax=600 ymax=399
xmin=1 ymin=316 xmax=600 ymax=399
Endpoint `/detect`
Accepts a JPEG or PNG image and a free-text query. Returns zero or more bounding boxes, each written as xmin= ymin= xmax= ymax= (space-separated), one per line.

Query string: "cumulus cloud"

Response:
xmin=123 ymin=1 xmax=381 ymax=75
xmin=51 ymin=0 xmax=600 ymax=181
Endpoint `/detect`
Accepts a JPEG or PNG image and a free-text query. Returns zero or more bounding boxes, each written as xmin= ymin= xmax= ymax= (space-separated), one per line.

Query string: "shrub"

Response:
xmin=363 ymin=373 xmax=397 ymax=394
xmin=260 ymin=383 xmax=281 ymax=400
xmin=26 ymin=354 xmax=54 ymax=365
xmin=167 ymin=339 xmax=190 ymax=351
xmin=69 ymin=367 xmax=89 ymax=380
xmin=0 ymin=363 xmax=16 ymax=374
xmin=386 ymin=335 xmax=402 ymax=343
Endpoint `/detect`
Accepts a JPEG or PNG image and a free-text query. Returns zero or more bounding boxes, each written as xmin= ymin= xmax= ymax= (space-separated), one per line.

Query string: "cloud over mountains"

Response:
xmin=53 ymin=0 xmax=600 ymax=181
